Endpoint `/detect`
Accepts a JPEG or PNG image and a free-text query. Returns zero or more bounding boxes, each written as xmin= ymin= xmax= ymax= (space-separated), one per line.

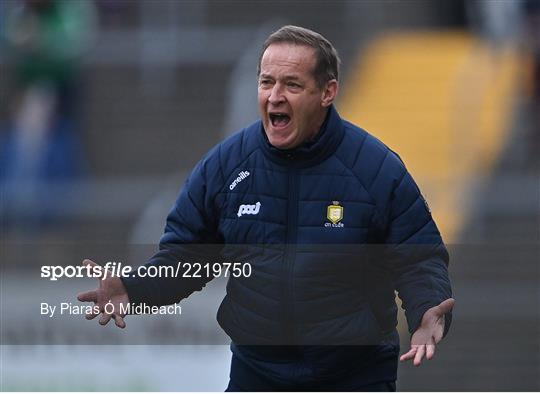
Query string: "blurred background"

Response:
xmin=1 ymin=0 xmax=539 ymax=391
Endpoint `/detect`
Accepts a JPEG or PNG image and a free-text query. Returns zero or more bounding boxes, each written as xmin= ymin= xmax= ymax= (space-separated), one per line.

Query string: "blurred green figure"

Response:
xmin=1 ymin=0 xmax=97 ymax=230
xmin=4 ymin=0 xmax=97 ymax=120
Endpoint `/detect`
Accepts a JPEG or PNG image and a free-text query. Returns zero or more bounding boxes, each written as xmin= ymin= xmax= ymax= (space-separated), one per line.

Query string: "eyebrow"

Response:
xmin=259 ymin=74 xmax=302 ymax=81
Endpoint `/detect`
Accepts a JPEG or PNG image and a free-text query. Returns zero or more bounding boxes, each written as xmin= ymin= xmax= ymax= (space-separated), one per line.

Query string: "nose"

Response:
xmin=268 ymin=84 xmax=285 ymax=105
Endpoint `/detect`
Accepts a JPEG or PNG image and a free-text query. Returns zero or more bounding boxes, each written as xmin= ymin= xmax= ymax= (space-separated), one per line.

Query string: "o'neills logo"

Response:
xmin=229 ymin=171 xmax=250 ymax=190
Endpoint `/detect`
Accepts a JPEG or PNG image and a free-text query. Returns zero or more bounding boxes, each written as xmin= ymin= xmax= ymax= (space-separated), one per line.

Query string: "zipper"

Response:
xmin=282 ymin=166 xmax=299 ymax=344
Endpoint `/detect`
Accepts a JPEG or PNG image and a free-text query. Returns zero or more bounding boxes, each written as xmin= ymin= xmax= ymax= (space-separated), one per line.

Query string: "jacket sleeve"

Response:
xmin=121 ymin=151 xmax=224 ymax=308
xmin=383 ymin=169 xmax=453 ymax=337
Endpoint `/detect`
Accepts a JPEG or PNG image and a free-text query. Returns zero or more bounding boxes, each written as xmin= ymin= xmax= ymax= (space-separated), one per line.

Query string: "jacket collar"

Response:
xmin=257 ymin=105 xmax=345 ymax=168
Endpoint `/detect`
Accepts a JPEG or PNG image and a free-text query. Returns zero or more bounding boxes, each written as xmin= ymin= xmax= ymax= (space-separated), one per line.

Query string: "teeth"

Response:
xmin=270 ymin=113 xmax=290 ymax=127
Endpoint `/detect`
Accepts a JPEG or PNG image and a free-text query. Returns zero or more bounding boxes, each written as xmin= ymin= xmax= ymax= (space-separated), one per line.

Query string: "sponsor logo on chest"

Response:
xmin=237 ymin=201 xmax=261 ymax=217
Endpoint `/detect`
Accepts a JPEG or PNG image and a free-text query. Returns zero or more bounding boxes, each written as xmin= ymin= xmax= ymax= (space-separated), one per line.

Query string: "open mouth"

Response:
xmin=269 ymin=113 xmax=291 ymax=128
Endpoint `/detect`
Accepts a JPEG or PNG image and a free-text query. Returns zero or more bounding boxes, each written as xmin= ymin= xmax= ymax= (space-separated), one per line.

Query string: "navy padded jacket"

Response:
xmin=122 ymin=105 xmax=452 ymax=378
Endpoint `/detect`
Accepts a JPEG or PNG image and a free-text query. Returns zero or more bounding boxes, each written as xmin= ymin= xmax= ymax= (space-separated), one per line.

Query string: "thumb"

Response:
xmin=437 ymin=298 xmax=455 ymax=315
xmin=82 ymin=259 xmax=98 ymax=267
xmin=81 ymin=259 xmax=103 ymax=278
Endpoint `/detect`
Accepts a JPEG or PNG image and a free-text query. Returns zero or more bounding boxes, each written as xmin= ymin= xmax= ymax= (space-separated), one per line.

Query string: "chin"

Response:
xmin=268 ymin=139 xmax=287 ymax=149
xmin=268 ymin=129 xmax=298 ymax=149
xmin=268 ymin=134 xmax=294 ymax=149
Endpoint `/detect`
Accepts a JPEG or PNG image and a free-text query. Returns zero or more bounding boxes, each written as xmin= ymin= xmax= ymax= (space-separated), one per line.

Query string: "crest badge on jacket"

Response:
xmin=325 ymin=201 xmax=344 ymax=227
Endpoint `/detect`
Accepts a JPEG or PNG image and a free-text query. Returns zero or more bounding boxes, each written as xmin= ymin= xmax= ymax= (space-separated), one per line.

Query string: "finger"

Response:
xmin=426 ymin=336 xmax=436 ymax=359
xmin=433 ymin=321 xmax=445 ymax=343
xmin=77 ymin=290 xmax=98 ymax=303
xmin=437 ymin=298 xmax=455 ymax=315
xmin=86 ymin=303 xmax=104 ymax=320
xmin=82 ymin=259 xmax=104 ymax=278
xmin=99 ymin=312 xmax=112 ymax=326
xmin=426 ymin=344 xmax=436 ymax=360
xmin=82 ymin=259 xmax=98 ymax=267
xmin=400 ymin=347 xmax=417 ymax=362
xmin=113 ymin=314 xmax=126 ymax=329
xmin=413 ymin=345 xmax=426 ymax=366
xmin=85 ymin=311 xmax=99 ymax=320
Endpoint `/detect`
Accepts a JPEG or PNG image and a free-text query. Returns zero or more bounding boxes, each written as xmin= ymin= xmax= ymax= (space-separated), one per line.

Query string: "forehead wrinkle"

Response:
xmin=261 ymin=44 xmax=316 ymax=72
xmin=261 ymin=54 xmax=302 ymax=69
xmin=260 ymin=60 xmax=303 ymax=75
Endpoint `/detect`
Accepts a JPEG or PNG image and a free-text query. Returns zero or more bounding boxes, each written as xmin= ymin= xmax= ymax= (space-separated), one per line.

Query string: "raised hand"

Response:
xmin=77 ymin=259 xmax=130 ymax=329
xmin=400 ymin=298 xmax=455 ymax=366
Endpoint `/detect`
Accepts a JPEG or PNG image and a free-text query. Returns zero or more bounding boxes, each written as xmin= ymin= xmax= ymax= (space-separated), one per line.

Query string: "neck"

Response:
xmin=307 ymin=107 xmax=330 ymax=142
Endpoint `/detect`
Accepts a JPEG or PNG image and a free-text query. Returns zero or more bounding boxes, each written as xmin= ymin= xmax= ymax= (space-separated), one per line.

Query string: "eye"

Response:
xmin=287 ymin=82 xmax=301 ymax=88
xmin=259 ymin=79 xmax=272 ymax=87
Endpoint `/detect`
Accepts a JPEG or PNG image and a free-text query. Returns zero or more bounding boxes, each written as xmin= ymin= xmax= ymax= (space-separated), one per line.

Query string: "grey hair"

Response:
xmin=257 ymin=25 xmax=341 ymax=89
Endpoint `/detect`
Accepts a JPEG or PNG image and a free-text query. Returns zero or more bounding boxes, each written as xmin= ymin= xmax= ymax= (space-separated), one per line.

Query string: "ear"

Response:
xmin=321 ymin=79 xmax=338 ymax=107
